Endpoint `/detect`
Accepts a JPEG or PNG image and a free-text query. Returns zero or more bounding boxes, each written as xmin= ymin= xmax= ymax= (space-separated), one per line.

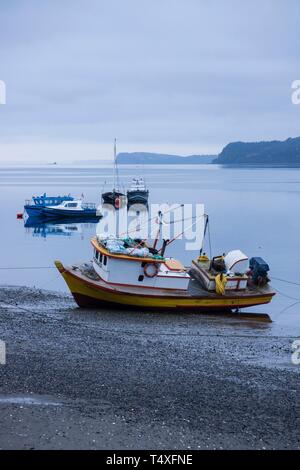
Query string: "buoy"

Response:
xmin=17 ymin=213 xmax=23 ymax=219
xmin=115 ymin=197 xmax=121 ymax=209
xmin=144 ymin=263 xmax=159 ymax=278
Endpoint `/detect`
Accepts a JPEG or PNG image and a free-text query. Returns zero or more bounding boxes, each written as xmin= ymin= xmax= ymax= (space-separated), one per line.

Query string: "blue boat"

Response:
xmin=24 ymin=193 xmax=74 ymax=217
xmin=42 ymin=199 xmax=102 ymax=219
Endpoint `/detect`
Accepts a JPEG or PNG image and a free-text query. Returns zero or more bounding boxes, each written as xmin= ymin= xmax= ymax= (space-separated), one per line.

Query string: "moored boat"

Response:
xmin=42 ymin=199 xmax=102 ymax=219
xmin=55 ymin=257 xmax=275 ymax=316
xmin=102 ymin=190 xmax=126 ymax=207
xmin=101 ymin=139 xmax=126 ymax=209
xmin=127 ymin=177 xmax=149 ymax=207
xmin=24 ymin=193 xmax=74 ymax=217
xmin=55 ymin=219 xmax=276 ymax=317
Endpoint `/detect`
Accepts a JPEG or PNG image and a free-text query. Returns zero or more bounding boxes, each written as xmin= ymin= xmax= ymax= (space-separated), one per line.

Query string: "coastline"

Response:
xmin=0 ymin=285 xmax=299 ymax=450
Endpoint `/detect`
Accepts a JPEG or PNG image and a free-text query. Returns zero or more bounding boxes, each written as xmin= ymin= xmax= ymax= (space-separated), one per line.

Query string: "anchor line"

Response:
xmin=0 ymin=266 xmax=56 ymax=270
xmin=278 ymin=300 xmax=300 ymax=315
xmin=271 ymin=276 xmax=300 ymax=287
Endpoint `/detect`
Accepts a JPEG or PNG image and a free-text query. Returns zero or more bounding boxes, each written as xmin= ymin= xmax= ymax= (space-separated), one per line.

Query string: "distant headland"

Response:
xmin=213 ymin=136 xmax=300 ymax=165
xmin=115 ymin=137 xmax=300 ymax=166
xmin=116 ymin=152 xmax=216 ymax=164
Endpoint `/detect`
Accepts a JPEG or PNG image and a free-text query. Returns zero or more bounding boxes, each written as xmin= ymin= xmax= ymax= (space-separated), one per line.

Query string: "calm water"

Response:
xmin=1 ymin=164 xmax=300 ymax=333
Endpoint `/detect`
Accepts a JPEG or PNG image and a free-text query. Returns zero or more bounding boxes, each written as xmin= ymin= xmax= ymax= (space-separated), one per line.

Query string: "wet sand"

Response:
xmin=0 ymin=285 xmax=299 ymax=450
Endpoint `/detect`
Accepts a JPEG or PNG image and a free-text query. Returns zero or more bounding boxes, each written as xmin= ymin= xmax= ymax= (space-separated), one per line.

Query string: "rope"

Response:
xmin=274 ymin=288 xmax=300 ymax=302
xmin=278 ymin=300 xmax=300 ymax=316
xmin=164 ymin=215 xmax=199 ymax=225
xmin=165 ymin=214 xmax=205 ymax=248
xmin=119 ymin=203 xmax=184 ymax=237
xmin=0 ymin=266 xmax=56 ymax=270
xmin=271 ymin=277 xmax=300 ymax=287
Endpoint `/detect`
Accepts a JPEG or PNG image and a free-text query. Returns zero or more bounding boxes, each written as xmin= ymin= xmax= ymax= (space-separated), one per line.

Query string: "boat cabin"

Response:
xmin=32 ymin=193 xmax=73 ymax=206
xmin=47 ymin=200 xmax=96 ymax=211
xmin=128 ymin=177 xmax=147 ymax=192
xmin=91 ymin=237 xmax=190 ymax=291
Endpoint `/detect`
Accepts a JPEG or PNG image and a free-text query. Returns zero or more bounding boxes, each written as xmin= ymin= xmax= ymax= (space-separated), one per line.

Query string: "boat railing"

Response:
xmin=25 ymin=199 xmax=31 ymax=205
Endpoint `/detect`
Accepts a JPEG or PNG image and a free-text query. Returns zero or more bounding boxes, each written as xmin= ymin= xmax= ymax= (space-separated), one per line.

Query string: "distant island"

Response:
xmin=213 ymin=137 xmax=300 ymax=165
xmin=73 ymin=136 xmax=300 ymax=166
xmin=117 ymin=152 xmax=216 ymax=165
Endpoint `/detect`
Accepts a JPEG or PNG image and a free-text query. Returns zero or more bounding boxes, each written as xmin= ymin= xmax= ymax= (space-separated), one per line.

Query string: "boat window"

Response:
xmin=67 ymin=203 xmax=77 ymax=208
xmin=138 ymin=275 xmax=144 ymax=282
xmin=103 ymin=256 xmax=107 ymax=266
xmin=100 ymin=253 xmax=103 ymax=263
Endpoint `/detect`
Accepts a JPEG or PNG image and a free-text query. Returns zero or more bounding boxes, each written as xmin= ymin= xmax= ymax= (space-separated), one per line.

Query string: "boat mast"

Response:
xmin=113 ymin=138 xmax=120 ymax=192
xmin=199 ymin=214 xmax=209 ymax=257
xmin=113 ymin=138 xmax=116 ymax=191
xmin=153 ymin=211 xmax=163 ymax=250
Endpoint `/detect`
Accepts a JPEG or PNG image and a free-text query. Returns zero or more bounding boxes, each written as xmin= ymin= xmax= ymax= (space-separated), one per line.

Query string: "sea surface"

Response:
xmin=0 ymin=163 xmax=300 ymax=334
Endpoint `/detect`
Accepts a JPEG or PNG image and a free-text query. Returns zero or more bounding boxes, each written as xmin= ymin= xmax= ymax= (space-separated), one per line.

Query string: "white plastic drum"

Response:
xmin=224 ymin=250 xmax=249 ymax=274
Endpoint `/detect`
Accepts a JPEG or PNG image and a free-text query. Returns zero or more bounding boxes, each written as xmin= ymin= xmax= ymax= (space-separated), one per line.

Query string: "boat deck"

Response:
xmin=188 ymin=277 xmax=274 ymax=298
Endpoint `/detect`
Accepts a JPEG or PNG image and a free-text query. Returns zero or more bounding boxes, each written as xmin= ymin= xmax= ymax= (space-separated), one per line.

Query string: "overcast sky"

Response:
xmin=0 ymin=0 xmax=299 ymax=162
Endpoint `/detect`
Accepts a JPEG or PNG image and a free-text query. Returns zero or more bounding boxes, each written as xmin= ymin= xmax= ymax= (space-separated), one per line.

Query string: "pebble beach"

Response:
xmin=0 ymin=285 xmax=299 ymax=450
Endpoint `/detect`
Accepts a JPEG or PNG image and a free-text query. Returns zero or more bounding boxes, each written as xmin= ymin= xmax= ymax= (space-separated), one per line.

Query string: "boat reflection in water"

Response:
xmin=24 ymin=216 xmax=100 ymax=239
xmin=24 ymin=204 xmax=149 ymax=240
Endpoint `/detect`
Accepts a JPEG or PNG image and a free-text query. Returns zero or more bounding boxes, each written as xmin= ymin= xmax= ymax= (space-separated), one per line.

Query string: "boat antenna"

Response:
xmin=113 ymin=138 xmax=116 ymax=190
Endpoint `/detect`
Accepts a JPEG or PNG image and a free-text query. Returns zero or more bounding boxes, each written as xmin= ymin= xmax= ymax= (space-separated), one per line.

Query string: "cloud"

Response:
xmin=0 ymin=0 xmax=299 ymax=161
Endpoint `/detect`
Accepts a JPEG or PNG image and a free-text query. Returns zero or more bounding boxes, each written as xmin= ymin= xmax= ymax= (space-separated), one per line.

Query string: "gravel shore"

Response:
xmin=0 ymin=285 xmax=299 ymax=450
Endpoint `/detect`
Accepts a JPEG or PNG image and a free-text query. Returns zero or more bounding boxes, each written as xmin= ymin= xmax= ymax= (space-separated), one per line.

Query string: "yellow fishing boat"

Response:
xmin=55 ymin=226 xmax=275 ymax=320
